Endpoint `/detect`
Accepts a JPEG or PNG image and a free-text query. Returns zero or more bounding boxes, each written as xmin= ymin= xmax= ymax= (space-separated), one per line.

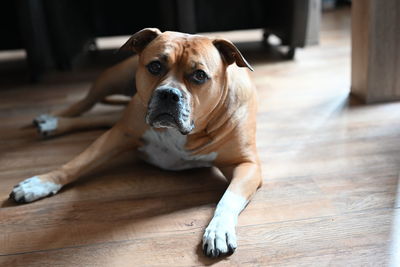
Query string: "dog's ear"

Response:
xmin=119 ymin=28 xmax=162 ymax=53
xmin=213 ymin=39 xmax=254 ymax=71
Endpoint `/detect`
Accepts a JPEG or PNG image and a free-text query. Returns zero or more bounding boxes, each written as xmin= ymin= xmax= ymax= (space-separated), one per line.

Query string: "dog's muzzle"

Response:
xmin=146 ymin=87 xmax=194 ymax=135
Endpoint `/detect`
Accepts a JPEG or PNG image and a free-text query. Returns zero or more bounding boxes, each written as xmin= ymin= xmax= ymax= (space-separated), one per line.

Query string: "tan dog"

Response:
xmin=10 ymin=28 xmax=262 ymax=258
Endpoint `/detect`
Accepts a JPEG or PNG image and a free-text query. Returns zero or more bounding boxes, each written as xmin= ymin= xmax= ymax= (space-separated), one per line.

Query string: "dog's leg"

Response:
xmin=203 ymin=162 xmax=262 ymax=257
xmin=51 ymin=98 xmax=98 ymax=118
xmin=33 ymin=79 xmax=117 ymax=131
xmin=35 ymin=112 xmax=121 ymax=137
xmin=10 ymin=125 xmax=137 ymax=203
xmin=33 ymin=56 xmax=138 ymax=134
xmin=32 ymin=90 xmax=112 ymax=137
xmin=33 ymin=83 xmax=122 ymax=135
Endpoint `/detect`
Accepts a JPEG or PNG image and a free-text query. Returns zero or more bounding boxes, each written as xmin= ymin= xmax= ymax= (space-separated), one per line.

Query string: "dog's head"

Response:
xmin=120 ymin=28 xmax=253 ymax=135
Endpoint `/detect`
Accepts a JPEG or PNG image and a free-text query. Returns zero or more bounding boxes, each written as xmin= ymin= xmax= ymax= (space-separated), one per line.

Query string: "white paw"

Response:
xmin=10 ymin=176 xmax=62 ymax=203
xmin=203 ymin=214 xmax=237 ymax=257
xmin=33 ymin=114 xmax=58 ymax=137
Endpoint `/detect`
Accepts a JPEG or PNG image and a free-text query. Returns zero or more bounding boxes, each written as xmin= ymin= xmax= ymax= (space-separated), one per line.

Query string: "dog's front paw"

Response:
xmin=9 ymin=176 xmax=62 ymax=203
xmin=202 ymin=214 xmax=237 ymax=258
xmin=33 ymin=114 xmax=58 ymax=137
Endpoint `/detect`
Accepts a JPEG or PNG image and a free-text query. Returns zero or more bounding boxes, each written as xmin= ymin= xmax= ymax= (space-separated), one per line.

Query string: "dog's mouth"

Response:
xmin=153 ymin=113 xmax=177 ymax=127
xmin=147 ymin=111 xmax=194 ymax=135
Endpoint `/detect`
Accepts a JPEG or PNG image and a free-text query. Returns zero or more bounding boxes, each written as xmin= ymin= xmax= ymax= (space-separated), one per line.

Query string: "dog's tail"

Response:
xmin=101 ymin=95 xmax=131 ymax=106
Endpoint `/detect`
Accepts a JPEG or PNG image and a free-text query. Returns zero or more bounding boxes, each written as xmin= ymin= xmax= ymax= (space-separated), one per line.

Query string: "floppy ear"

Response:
xmin=213 ymin=39 xmax=254 ymax=71
xmin=119 ymin=28 xmax=162 ymax=53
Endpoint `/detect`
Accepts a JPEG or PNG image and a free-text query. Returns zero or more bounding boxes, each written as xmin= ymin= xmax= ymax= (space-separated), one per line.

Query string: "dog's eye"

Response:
xmin=191 ymin=70 xmax=209 ymax=84
xmin=147 ymin=61 xmax=162 ymax=75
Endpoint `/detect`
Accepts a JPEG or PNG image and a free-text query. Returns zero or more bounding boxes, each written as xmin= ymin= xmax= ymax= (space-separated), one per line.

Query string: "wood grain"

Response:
xmin=1 ymin=7 xmax=399 ymax=267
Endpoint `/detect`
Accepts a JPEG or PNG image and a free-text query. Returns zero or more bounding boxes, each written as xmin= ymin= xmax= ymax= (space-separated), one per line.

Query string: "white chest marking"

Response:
xmin=138 ymin=128 xmax=217 ymax=171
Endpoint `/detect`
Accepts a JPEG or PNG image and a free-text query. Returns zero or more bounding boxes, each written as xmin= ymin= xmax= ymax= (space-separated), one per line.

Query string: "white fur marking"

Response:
xmin=35 ymin=114 xmax=58 ymax=134
xmin=138 ymin=128 xmax=217 ymax=171
xmin=11 ymin=176 xmax=62 ymax=202
xmin=203 ymin=190 xmax=248 ymax=255
xmin=233 ymin=105 xmax=248 ymax=122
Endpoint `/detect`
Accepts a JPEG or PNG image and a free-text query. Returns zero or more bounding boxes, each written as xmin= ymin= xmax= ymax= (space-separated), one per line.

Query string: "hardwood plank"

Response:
xmin=0 ymin=209 xmax=392 ymax=266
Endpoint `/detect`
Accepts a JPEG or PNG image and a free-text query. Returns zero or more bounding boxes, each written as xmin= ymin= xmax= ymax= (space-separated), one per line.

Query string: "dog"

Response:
xmin=9 ymin=28 xmax=262 ymax=258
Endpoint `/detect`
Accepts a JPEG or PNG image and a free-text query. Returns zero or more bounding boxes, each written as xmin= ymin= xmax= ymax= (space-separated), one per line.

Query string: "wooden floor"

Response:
xmin=1 ymin=7 xmax=399 ymax=266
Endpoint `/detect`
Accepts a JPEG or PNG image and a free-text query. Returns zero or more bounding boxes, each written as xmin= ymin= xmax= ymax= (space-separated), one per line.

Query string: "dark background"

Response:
xmin=0 ymin=0 xmax=349 ymax=82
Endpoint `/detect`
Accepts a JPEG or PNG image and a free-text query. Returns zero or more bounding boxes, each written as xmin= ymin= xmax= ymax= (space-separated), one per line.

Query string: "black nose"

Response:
xmin=157 ymin=88 xmax=181 ymax=103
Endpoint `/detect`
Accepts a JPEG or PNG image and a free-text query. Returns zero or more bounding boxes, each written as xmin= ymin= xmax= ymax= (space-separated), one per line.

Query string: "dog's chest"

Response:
xmin=138 ymin=128 xmax=217 ymax=171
